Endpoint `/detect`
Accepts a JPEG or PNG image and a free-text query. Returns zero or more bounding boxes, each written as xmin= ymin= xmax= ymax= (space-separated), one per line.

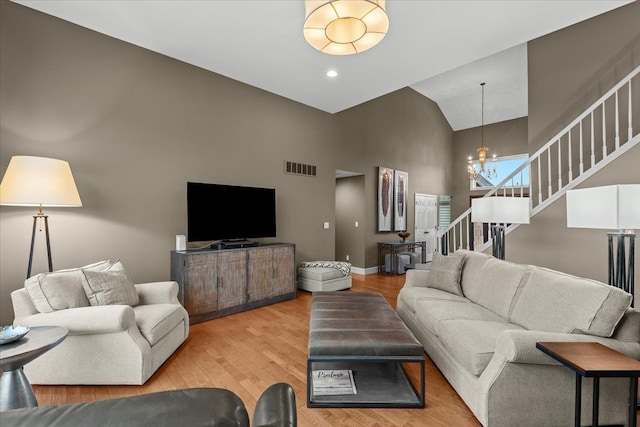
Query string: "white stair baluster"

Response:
xmin=615 ymin=91 xmax=620 ymax=149
xmin=558 ymin=139 xmax=563 ymax=190
xmin=465 ymin=216 xmax=470 ymax=250
xmin=629 ymin=80 xmax=633 ymax=142
xmin=568 ymin=129 xmax=573 ymax=183
xmin=602 ymin=103 xmax=607 ymax=159
xmin=579 ymin=121 xmax=584 ymax=174
xmin=590 ymin=111 xmax=596 ymax=167
xmin=537 ymin=157 xmax=542 ymax=205
xmin=547 ymin=148 xmax=552 ymax=198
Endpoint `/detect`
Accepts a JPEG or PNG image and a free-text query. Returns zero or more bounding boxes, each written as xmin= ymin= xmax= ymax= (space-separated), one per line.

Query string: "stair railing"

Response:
xmin=439 ymin=65 xmax=640 ymax=255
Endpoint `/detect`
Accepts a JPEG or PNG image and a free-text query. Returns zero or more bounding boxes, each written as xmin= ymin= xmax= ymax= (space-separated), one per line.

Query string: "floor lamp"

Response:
xmin=0 ymin=156 xmax=82 ymax=278
xmin=566 ymin=184 xmax=639 ymax=307
xmin=471 ymin=196 xmax=530 ymax=260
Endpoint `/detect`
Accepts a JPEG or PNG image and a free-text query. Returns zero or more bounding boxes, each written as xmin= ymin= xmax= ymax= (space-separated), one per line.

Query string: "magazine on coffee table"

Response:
xmin=312 ymin=369 xmax=357 ymax=396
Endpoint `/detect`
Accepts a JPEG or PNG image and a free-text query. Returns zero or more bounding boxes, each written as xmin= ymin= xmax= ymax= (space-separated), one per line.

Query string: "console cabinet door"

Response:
xmin=272 ymin=245 xmax=295 ymax=297
xmin=247 ymin=247 xmax=273 ymax=303
xmin=217 ymin=250 xmax=247 ymax=310
xmin=182 ymin=252 xmax=218 ymax=316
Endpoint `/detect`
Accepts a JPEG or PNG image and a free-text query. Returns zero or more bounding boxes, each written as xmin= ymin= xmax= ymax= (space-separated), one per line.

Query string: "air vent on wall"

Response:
xmin=285 ymin=161 xmax=317 ymax=177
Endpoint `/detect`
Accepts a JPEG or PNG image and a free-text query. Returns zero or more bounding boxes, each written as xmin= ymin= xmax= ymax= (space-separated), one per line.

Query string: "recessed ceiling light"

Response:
xmin=326 ymin=70 xmax=338 ymax=78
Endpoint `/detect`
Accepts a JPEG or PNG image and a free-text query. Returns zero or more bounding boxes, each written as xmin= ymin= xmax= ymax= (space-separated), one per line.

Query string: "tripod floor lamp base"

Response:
xmin=27 ymin=208 xmax=53 ymax=279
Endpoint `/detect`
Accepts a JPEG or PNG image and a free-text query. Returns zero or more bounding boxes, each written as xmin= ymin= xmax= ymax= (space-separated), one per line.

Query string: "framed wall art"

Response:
xmin=394 ymin=170 xmax=408 ymax=232
xmin=377 ymin=166 xmax=394 ymax=232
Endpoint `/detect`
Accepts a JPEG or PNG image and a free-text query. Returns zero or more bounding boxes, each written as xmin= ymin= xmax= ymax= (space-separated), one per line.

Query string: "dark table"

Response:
xmin=377 ymin=241 xmax=427 ymax=275
xmin=0 ymin=325 xmax=68 ymax=410
xmin=536 ymin=341 xmax=640 ymax=427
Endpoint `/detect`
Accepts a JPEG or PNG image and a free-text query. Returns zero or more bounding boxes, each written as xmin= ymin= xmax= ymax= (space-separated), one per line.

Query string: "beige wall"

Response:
xmin=528 ymin=1 xmax=640 ymax=152
xmin=0 ymin=2 xmax=456 ymax=323
xmin=451 ymin=117 xmax=529 ymax=219
xmin=336 ymin=89 xmax=454 ymax=268
xmin=504 ymin=1 xmax=640 ymax=302
xmin=2 ymin=1 xmax=638 ymax=324
xmin=0 ymin=2 xmax=343 ymax=324
xmin=335 ymin=176 xmax=365 ymax=268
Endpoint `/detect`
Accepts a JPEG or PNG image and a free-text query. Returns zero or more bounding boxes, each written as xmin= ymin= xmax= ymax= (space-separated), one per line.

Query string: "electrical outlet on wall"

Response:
xmin=346 ymin=255 xmax=350 ymax=261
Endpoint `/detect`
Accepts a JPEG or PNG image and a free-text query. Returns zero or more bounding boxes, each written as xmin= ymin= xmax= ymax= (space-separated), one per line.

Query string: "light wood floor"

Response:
xmin=32 ymin=273 xmax=638 ymax=426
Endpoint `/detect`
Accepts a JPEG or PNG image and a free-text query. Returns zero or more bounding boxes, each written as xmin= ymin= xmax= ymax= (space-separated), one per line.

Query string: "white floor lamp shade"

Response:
xmin=0 ymin=156 xmax=82 ymax=277
xmin=471 ymin=197 xmax=530 ymax=260
xmin=566 ymin=184 xmax=640 ymax=230
xmin=566 ymin=184 xmax=639 ymax=304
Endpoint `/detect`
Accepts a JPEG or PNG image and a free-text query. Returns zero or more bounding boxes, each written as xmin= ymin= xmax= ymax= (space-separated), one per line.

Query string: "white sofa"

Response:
xmin=397 ymin=249 xmax=639 ymax=427
xmin=11 ymin=263 xmax=189 ymax=385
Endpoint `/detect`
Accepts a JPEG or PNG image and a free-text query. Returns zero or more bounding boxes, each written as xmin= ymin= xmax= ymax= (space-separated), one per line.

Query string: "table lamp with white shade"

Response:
xmin=566 ymin=184 xmax=639 ymax=306
xmin=471 ymin=196 xmax=530 ymax=260
xmin=0 ymin=156 xmax=82 ymax=278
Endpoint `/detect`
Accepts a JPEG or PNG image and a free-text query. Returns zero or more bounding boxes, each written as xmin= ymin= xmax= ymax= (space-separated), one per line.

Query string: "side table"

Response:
xmin=0 ymin=325 xmax=68 ymax=410
xmin=377 ymin=241 xmax=427 ymax=275
xmin=536 ymin=341 xmax=640 ymax=427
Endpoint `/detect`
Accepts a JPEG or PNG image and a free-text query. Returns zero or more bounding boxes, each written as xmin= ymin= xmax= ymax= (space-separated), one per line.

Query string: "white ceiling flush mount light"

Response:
xmin=303 ymin=0 xmax=389 ymax=55
xmin=326 ymin=69 xmax=338 ymax=77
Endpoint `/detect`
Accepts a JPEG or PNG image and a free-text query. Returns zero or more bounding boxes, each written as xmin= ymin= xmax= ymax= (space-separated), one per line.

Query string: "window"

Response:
xmin=470 ymin=154 xmax=529 ymax=191
xmin=438 ymin=195 xmax=450 ymax=228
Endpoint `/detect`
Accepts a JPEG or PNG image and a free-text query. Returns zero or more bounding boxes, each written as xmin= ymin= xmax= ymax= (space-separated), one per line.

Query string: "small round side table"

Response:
xmin=0 ymin=325 xmax=68 ymax=411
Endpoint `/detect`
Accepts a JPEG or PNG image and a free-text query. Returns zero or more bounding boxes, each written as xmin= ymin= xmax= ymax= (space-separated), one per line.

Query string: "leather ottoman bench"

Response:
xmin=307 ymin=291 xmax=424 ymax=408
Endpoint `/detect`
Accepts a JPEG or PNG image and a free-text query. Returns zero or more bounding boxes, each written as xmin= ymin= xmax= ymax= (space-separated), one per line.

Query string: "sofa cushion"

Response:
xmin=438 ymin=319 xmax=525 ymax=376
xmin=458 ymin=249 xmax=491 ymax=296
xmin=24 ymin=260 xmax=111 ymax=313
xmin=511 ymin=267 xmax=632 ymax=337
xmin=81 ymin=261 xmax=140 ymax=307
xmin=465 ymin=258 xmax=530 ymax=319
xmin=424 ymin=252 xmax=465 ymax=295
xmin=414 ymin=299 xmax=504 ymax=337
xmin=397 ymin=287 xmax=468 ymax=313
xmin=134 ymin=304 xmax=186 ymax=346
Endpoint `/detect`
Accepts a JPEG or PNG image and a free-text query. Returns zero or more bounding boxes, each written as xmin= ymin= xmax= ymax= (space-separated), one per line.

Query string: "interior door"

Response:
xmin=415 ymin=193 xmax=438 ymax=262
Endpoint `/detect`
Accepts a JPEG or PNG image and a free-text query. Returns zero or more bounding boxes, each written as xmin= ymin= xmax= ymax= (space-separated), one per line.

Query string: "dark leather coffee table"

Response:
xmin=307 ymin=291 xmax=424 ymax=408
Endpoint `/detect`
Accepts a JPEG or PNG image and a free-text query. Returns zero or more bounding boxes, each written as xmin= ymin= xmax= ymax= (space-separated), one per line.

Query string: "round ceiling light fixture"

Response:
xmin=303 ymin=0 xmax=389 ymax=55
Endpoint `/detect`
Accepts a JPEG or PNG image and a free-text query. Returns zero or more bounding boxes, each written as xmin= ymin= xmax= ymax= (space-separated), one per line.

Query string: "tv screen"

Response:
xmin=187 ymin=182 xmax=276 ymax=242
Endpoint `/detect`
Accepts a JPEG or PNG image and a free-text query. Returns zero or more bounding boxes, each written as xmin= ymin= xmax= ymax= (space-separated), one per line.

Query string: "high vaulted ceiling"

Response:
xmin=13 ymin=0 xmax=632 ymax=130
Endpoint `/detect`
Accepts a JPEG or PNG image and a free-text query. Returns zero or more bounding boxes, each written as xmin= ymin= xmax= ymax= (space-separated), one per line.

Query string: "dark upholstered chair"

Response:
xmin=0 ymin=383 xmax=297 ymax=427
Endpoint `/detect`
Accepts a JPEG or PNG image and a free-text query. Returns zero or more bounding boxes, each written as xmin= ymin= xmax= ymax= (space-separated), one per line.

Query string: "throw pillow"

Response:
xmin=81 ymin=261 xmax=139 ymax=307
xmin=425 ymin=252 xmax=465 ymax=296
xmin=24 ymin=260 xmax=111 ymax=313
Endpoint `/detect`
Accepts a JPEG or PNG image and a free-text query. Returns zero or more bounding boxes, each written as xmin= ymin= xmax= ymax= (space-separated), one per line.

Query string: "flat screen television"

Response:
xmin=187 ymin=182 xmax=276 ymax=242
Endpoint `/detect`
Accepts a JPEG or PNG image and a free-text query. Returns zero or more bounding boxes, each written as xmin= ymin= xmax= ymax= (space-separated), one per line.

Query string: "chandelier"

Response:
xmin=467 ymin=82 xmax=497 ymax=181
xmin=303 ymin=0 xmax=389 ymax=55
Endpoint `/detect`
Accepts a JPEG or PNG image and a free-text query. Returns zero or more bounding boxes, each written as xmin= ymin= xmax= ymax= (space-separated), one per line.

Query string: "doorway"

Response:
xmin=414 ymin=193 xmax=438 ymax=261
xmin=335 ymin=171 xmax=365 ymax=269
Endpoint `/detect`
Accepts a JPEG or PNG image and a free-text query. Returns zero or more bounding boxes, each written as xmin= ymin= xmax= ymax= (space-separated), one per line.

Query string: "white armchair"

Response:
xmin=11 ymin=281 xmax=189 ymax=385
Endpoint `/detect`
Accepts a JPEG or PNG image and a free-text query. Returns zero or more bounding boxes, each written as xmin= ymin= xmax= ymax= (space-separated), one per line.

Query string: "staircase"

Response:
xmin=440 ymin=65 xmax=640 ymax=254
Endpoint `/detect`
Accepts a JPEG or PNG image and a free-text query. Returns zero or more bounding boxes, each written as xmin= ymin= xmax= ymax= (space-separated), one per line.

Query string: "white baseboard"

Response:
xmin=351 ymin=266 xmax=379 ymax=275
